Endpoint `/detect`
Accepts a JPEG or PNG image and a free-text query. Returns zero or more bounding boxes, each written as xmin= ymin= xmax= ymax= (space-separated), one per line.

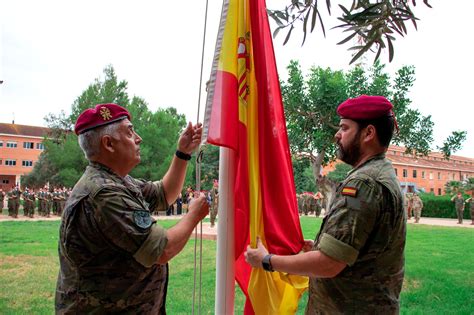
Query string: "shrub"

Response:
xmin=419 ymin=193 xmax=472 ymax=219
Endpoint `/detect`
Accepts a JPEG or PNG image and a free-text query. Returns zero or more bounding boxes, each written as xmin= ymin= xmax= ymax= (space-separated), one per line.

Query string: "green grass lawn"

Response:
xmin=0 ymin=217 xmax=473 ymax=314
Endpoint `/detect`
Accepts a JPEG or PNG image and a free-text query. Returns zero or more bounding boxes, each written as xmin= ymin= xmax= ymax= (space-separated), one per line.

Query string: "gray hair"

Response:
xmin=78 ymin=122 xmax=121 ymax=160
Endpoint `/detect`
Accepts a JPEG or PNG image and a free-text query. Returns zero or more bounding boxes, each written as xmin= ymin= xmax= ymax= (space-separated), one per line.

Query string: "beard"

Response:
xmin=336 ymin=132 xmax=361 ymax=166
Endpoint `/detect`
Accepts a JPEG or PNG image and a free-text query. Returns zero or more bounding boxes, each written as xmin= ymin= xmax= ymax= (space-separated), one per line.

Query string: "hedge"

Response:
xmin=419 ymin=193 xmax=473 ymax=219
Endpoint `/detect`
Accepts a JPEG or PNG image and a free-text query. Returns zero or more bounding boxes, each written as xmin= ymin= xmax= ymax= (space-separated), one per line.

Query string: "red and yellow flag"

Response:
xmin=204 ymin=0 xmax=308 ymax=313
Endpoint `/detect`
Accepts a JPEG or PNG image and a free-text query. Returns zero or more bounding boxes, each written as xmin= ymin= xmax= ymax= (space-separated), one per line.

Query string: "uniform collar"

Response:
xmin=347 ymin=153 xmax=386 ymax=176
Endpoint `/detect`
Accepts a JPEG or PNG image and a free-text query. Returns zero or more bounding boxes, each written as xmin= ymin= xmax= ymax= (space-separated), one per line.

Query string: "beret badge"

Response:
xmin=100 ymin=107 xmax=113 ymax=120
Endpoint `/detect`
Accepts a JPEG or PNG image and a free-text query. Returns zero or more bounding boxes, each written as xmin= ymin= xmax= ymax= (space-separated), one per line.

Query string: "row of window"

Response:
xmin=0 ymin=141 xmax=44 ymax=150
xmin=394 ymin=168 xmax=466 ymax=181
xmin=0 ymin=159 xmax=33 ymax=167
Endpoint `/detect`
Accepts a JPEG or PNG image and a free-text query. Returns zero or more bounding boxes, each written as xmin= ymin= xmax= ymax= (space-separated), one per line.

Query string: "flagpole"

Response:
xmin=215 ymin=146 xmax=235 ymax=314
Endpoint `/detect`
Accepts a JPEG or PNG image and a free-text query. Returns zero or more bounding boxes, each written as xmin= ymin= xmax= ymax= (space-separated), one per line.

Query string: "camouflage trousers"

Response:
xmin=413 ymin=208 xmax=422 ymax=223
xmin=456 ymin=209 xmax=464 ymax=224
xmin=210 ymin=205 xmax=218 ymax=227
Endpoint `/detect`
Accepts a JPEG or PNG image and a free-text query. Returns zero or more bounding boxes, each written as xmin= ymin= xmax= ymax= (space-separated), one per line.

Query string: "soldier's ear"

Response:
xmin=101 ymin=135 xmax=115 ymax=153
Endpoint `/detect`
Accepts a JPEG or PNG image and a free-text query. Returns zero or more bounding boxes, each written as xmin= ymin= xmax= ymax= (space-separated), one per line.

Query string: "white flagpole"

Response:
xmin=215 ymin=146 xmax=235 ymax=314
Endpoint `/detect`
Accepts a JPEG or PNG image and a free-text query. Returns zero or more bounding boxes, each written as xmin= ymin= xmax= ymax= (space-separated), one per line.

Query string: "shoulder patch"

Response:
xmin=342 ymin=186 xmax=358 ymax=197
xmin=133 ymin=210 xmax=152 ymax=229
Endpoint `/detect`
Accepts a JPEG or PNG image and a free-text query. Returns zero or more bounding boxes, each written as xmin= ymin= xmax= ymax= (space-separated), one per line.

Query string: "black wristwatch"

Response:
xmin=262 ymin=254 xmax=275 ymax=272
xmin=175 ymin=150 xmax=192 ymax=161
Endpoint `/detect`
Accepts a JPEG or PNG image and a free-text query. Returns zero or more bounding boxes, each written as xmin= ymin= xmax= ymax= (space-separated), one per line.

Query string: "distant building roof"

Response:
xmin=0 ymin=123 xmax=50 ymax=138
xmin=388 ymin=145 xmax=474 ymax=172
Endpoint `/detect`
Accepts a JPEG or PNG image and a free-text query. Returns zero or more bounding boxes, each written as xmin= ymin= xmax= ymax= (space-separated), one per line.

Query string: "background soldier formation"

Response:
xmin=1 ymin=185 xmax=71 ymax=218
xmin=297 ymin=192 xmax=324 ymax=217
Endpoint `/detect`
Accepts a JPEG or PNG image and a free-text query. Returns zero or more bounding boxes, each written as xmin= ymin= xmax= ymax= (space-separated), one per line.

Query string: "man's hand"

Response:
xmin=245 ymin=237 xmax=269 ymax=269
xmin=302 ymin=239 xmax=314 ymax=252
xmin=187 ymin=194 xmax=209 ymax=221
xmin=178 ymin=122 xmax=203 ymax=154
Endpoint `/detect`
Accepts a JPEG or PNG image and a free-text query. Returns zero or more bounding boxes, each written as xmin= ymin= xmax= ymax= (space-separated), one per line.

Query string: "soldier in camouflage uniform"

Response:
xmin=411 ymin=192 xmax=423 ymax=223
xmin=36 ymin=188 xmax=45 ymax=216
xmin=22 ymin=188 xmax=30 ymax=217
xmin=210 ymin=180 xmax=219 ymax=228
xmin=0 ymin=188 xmax=5 ymax=212
xmin=451 ymin=192 xmax=465 ymax=224
xmin=404 ymin=192 xmax=413 ymax=220
xmin=246 ymin=95 xmax=406 ymax=314
xmin=297 ymin=194 xmax=304 ymax=215
xmin=7 ymin=186 xmax=21 ymax=218
xmin=466 ymin=196 xmax=474 ymax=225
xmin=28 ymin=189 xmax=36 ymax=218
xmin=55 ymin=103 xmax=208 ymax=314
xmin=52 ymin=188 xmax=61 ymax=215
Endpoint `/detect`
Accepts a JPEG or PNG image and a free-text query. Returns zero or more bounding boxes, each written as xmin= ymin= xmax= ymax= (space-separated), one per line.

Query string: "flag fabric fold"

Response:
xmin=203 ymin=0 xmax=308 ymax=313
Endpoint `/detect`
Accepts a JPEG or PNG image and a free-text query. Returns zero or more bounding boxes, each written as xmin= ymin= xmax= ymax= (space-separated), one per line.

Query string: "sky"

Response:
xmin=1 ymin=0 xmax=473 ymax=158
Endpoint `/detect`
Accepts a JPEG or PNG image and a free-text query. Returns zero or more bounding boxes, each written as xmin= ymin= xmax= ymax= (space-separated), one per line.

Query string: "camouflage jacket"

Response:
xmin=306 ymin=154 xmax=406 ymax=315
xmin=55 ymin=162 xmax=169 ymax=314
xmin=453 ymin=196 xmax=465 ymax=210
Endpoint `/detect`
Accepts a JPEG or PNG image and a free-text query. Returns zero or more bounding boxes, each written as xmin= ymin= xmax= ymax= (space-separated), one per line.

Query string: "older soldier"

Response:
xmin=411 ymin=192 xmax=424 ymax=223
xmin=451 ymin=192 xmax=465 ymax=224
xmin=246 ymin=95 xmax=406 ymax=314
xmin=55 ymin=103 xmax=208 ymax=314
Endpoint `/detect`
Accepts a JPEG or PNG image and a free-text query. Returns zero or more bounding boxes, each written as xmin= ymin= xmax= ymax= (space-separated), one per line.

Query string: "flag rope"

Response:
xmin=192 ymin=0 xmax=210 ymax=313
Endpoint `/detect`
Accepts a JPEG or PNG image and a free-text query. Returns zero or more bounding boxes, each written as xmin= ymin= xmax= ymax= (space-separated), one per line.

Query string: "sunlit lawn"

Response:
xmin=0 ymin=217 xmax=472 ymax=314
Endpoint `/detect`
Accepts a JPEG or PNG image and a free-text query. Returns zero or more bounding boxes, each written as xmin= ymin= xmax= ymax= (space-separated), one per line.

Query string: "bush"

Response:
xmin=419 ymin=193 xmax=472 ymax=219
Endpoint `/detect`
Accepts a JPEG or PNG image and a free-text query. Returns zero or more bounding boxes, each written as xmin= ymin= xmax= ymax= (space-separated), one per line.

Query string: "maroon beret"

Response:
xmin=337 ymin=95 xmax=393 ymax=120
xmin=74 ymin=103 xmax=131 ymax=135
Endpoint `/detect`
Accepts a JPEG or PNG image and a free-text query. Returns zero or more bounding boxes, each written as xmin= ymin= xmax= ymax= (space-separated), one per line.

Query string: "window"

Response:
xmin=403 ymin=169 xmax=408 ymax=178
xmin=0 ymin=159 xmax=2 ymax=165
xmin=0 ymin=141 xmax=3 ymax=147
xmin=438 ymin=172 xmax=441 ymax=180
xmin=23 ymin=142 xmax=34 ymax=149
xmin=438 ymin=188 xmax=442 ymax=195
xmin=36 ymin=143 xmax=45 ymax=150
xmin=6 ymin=141 xmax=17 ymax=148
xmin=5 ymin=159 xmax=16 ymax=166
xmin=452 ymin=173 xmax=456 ymax=180
xmin=394 ymin=168 xmax=398 ymax=176
xmin=413 ymin=170 xmax=417 ymax=178
xmin=2 ymin=179 xmax=9 ymax=184
xmin=22 ymin=160 xmax=33 ymax=167
xmin=430 ymin=188 xmax=434 ymax=193
xmin=421 ymin=171 xmax=425 ymax=179
xmin=429 ymin=172 xmax=433 ymax=180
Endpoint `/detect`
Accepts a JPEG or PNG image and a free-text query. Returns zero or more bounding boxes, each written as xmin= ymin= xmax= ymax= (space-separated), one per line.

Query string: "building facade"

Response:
xmin=0 ymin=123 xmax=49 ymax=190
xmin=323 ymin=145 xmax=474 ymax=195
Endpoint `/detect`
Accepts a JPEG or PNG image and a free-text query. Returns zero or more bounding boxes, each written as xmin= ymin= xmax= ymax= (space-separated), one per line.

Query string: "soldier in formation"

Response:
xmin=7 ymin=186 xmax=21 ymax=218
xmin=411 ymin=192 xmax=423 ymax=223
xmin=22 ymin=187 xmax=36 ymax=218
xmin=451 ymin=192 xmax=465 ymax=224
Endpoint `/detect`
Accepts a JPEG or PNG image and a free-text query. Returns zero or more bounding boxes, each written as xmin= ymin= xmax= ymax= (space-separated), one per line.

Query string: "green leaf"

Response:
xmin=283 ymin=25 xmax=295 ymax=45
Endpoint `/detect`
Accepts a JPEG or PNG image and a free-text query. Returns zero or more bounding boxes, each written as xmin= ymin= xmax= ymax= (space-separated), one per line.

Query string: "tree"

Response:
xmin=327 ymin=163 xmax=352 ymax=183
xmin=269 ymin=0 xmax=433 ymax=64
xmin=281 ymin=60 xmax=466 ymax=190
xmin=23 ymin=66 xmax=190 ymax=189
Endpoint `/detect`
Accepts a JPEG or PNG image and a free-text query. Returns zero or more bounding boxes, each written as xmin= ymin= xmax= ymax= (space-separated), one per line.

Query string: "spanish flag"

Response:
xmin=203 ymin=0 xmax=308 ymax=313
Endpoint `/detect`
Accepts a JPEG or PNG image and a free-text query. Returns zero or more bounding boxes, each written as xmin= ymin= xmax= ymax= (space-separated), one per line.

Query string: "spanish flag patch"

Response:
xmin=342 ymin=186 xmax=358 ymax=197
